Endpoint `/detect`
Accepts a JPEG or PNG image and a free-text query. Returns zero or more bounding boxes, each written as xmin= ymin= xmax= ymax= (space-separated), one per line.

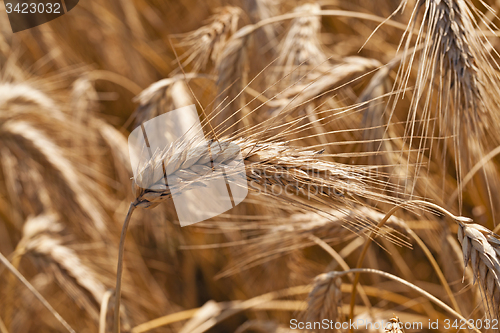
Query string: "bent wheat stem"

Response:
xmin=447 ymin=145 xmax=500 ymax=212
xmin=100 ymin=290 xmax=114 ymax=333
xmin=337 ymin=268 xmax=480 ymax=333
xmin=348 ymin=200 xmax=464 ymax=333
xmin=114 ymin=201 xmax=138 ymax=333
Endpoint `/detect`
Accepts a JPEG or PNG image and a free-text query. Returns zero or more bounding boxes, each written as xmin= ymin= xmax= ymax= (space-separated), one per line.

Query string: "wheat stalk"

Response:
xmin=274 ymin=3 xmax=327 ymax=84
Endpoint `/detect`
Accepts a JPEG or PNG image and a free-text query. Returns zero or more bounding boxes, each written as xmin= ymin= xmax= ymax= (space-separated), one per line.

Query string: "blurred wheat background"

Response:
xmin=3 ymin=0 xmax=500 ymax=332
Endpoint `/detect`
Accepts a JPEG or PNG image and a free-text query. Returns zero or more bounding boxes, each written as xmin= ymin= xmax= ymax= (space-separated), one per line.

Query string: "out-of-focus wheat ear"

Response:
xmin=132 ymin=77 xmax=171 ymax=126
xmin=2 ymin=121 xmax=108 ymax=237
xmin=213 ymin=34 xmax=249 ymax=135
xmin=359 ymin=65 xmax=394 ymax=165
xmin=70 ymin=77 xmax=98 ymax=123
xmin=95 ymin=118 xmax=132 ymax=193
xmin=457 ymin=220 xmax=500 ymax=319
xmin=175 ymin=6 xmax=242 ymax=72
xmin=273 ymin=3 xmax=328 ymax=85
xmin=170 ymin=80 xmax=195 ymax=109
xmin=0 ymin=251 xmax=76 ymax=333
xmin=132 ymin=75 xmax=198 ymax=126
xmin=268 ymin=56 xmax=381 ymax=117
xmin=304 ymin=272 xmax=343 ymax=332
xmin=385 ymin=316 xmax=405 ymax=333
xmin=245 ymin=0 xmax=281 ymax=50
xmin=18 ymin=214 xmax=107 ymax=322
xmin=10 ymin=273 xmax=53 ymax=331
xmin=0 ymin=83 xmax=60 ymax=116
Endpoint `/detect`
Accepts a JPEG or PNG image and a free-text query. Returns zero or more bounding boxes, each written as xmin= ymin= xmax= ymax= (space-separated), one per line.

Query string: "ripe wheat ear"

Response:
xmin=458 ymin=221 xmax=500 ymax=319
xmin=114 ymin=133 xmax=404 ymax=332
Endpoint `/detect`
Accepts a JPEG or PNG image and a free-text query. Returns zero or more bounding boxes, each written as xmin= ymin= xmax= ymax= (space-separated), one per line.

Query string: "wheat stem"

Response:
xmin=448 ymin=145 xmax=500 ymax=211
xmin=337 ymin=268 xmax=480 ymax=333
xmin=99 ymin=290 xmax=114 ymax=333
xmin=113 ymin=201 xmax=138 ymax=333
xmin=405 ymin=228 xmax=460 ymax=312
xmin=0 ymin=250 xmax=76 ymax=333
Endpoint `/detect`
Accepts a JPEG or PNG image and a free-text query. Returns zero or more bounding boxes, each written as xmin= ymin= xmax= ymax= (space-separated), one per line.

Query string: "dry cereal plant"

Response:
xmin=4 ymin=0 xmax=500 ymax=332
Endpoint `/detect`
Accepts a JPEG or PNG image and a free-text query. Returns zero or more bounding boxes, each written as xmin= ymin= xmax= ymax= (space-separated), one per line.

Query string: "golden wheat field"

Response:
xmin=5 ymin=0 xmax=500 ymax=332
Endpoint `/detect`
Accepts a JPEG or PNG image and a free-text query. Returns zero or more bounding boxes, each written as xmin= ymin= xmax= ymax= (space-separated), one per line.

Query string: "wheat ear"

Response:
xmin=304 ymin=273 xmax=343 ymax=332
xmin=18 ymin=214 xmax=107 ymax=322
xmin=175 ymin=6 xmax=242 ymax=72
xmin=118 ymin=135 xmax=401 ymax=331
xmin=132 ymin=137 xmax=397 ymax=211
xmin=274 ymin=3 xmax=327 ymax=84
xmin=457 ymin=221 xmax=500 ymax=319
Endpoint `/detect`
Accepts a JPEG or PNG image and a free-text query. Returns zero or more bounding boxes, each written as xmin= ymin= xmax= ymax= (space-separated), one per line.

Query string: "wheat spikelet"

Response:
xmin=385 ymin=316 xmax=405 ymax=333
xmin=457 ymin=219 xmax=500 ymax=319
xmin=176 ymin=6 xmax=242 ymax=72
xmin=304 ymin=272 xmax=343 ymax=332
